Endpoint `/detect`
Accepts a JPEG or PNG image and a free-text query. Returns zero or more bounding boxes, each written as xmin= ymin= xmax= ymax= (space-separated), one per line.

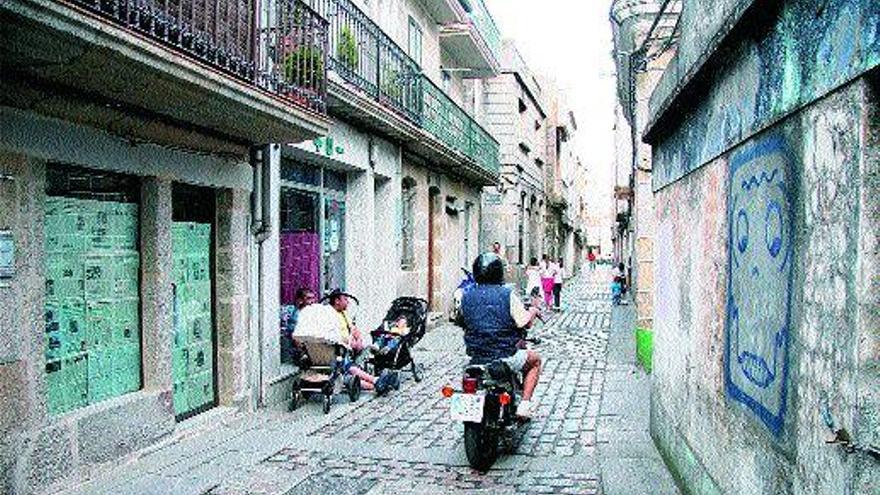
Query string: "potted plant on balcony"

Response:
xmin=337 ymin=25 xmax=359 ymax=71
xmin=380 ymin=64 xmax=404 ymax=102
xmin=282 ymin=44 xmax=325 ymax=92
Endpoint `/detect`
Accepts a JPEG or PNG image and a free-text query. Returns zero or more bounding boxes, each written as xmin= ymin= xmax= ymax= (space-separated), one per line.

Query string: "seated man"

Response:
xmin=327 ymin=290 xmax=398 ymax=395
xmin=280 ymin=288 xmax=317 ymax=364
xmin=460 ymin=253 xmax=543 ymax=418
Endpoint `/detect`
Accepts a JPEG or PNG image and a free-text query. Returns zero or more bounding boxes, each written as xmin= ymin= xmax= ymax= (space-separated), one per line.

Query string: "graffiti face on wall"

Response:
xmin=725 ymin=134 xmax=795 ymax=437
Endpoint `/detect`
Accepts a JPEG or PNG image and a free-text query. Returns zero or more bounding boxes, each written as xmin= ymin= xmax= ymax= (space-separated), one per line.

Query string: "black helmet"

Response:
xmin=472 ymin=253 xmax=504 ymax=285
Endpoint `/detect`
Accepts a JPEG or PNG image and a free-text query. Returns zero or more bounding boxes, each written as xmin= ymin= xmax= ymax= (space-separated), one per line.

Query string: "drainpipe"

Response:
xmin=250 ymin=144 xmax=275 ymax=409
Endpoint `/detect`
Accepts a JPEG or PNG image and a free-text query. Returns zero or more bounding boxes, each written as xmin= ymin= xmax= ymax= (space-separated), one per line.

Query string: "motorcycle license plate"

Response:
xmin=450 ymin=393 xmax=485 ymax=422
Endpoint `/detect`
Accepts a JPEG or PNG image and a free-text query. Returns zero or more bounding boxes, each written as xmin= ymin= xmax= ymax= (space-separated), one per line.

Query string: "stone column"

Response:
xmin=140 ymin=178 xmax=173 ymax=406
xmin=0 ymin=154 xmax=46 ymax=493
xmin=216 ymin=188 xmax=251 ymax=408
xmin=259 ymin=145 xmax=281 ymax=403
xmin=345 ymin=170 xmax=376 ymax=323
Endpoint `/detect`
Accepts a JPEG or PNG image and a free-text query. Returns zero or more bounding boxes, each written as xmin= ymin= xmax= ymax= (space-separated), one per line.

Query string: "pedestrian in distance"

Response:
xmin=552 ymin=257 xmax=564 ymax=310
xmin=611 ymin=262 xmax=627 ymax=306
xmin=525 ymin=257 xmax=542 ymax=302
xmin=540 ymin=254 xmax=556 ymax=310
xmin=587 ymin=249 xmax=597 ymax=271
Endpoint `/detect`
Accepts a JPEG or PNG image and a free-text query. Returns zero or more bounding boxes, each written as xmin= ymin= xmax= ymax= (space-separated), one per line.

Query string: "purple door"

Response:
xmin=280 ymin=232 xmax=320 ymax=304
xmin=280 ymin=188 xmax=320 ymax=305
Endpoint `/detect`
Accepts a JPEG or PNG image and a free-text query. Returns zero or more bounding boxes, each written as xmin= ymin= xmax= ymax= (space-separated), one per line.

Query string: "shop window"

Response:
xmin=401 ymin=177 xmax=416 ymax=269
xmin=281 ymin=160 xmax=320 ymax=187
xmin=323 ymin=197 xmax=346 ymax=292
xmin=44 ymin=165 xmax=141 ymax=415
xmin=324 ymin=169 xmax=348 ymax=192
xmin=279 ymin=187 xmax=321 ymax=364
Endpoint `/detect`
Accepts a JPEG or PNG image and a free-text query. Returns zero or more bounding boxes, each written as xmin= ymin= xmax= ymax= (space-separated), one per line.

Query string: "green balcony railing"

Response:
xmin=422 ymin=76 xmax=499 ymax=177
xmin=466 ymin=0 xmax=502 ymax=65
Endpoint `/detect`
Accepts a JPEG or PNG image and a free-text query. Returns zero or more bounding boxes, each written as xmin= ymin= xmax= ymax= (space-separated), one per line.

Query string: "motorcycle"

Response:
xmin=442 ymin=330 xmax=541 ymax=471
xmin=450 ymin=267 xmax=476 ymax=322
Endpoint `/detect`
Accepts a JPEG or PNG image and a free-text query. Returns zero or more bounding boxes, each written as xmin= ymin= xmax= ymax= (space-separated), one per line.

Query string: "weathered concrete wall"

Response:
xmin=399 ymin=160 xmax=481 ymax=316
xmin=650 ymin=0 xmax=880 ymax=191
xmin=650 ymin=75 xmax=879 ymax=494
xmin=855 ymin=73 xmax=879 ymax=495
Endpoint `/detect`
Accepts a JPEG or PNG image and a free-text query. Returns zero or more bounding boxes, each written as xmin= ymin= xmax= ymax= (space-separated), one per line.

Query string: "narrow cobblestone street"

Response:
xmin=60 ymin=268 xmax=675 ymax=495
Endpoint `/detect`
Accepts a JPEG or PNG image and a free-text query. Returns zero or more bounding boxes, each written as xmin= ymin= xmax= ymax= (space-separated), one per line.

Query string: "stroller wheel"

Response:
xmin=347 ymin=376 xmax=362 ymax=402
xmin=323 ymin=394 xmax=332 ymax=414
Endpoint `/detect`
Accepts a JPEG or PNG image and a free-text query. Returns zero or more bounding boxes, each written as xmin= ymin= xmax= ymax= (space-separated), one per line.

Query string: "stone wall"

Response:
xmin=649 ymin=57 xmax=879 ymax=495
xmin=399 ymin=160 xmax=481 ymax=316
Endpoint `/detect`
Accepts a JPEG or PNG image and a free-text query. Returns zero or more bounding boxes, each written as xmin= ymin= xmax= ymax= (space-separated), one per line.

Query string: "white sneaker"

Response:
xmin=516 ymin=400 xmax=534 ymax=419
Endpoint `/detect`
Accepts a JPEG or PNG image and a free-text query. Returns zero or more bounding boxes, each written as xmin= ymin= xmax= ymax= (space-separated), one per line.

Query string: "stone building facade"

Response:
xmin=543 ymin=88 xmax=586 ymax=274
xmin=610 ymin=0 xmax=681 ymax=334
xmin=0 ymin=0 xmax=330 ymax=492
xmin=642 ymin=0 xmax=879 ymax=493
xmin=478 ymin=41 xmax=549 ymax=281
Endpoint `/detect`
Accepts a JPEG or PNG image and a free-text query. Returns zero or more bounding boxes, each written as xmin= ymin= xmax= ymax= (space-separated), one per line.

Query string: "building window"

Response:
xmin=44 ymin=165 xmax=142 ymax=415
xmin=408 ymin=17 xmax=422 ymax=66
xmin=401 ymin=177 xmax=417 ymax=269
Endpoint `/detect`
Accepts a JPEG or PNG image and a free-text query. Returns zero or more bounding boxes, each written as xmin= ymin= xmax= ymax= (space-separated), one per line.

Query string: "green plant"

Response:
xmin=283 ymin=46 xmax=325 ymax=87
xmin=381 ymin=64 xmax=403 ymax=101
xmin=337 ymin=25 xmax=359 ymax=70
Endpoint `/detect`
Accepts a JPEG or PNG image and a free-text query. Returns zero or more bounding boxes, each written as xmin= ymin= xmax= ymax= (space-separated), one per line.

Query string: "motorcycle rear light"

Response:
xmin=462 ymin=377 xmax=478 ymax=394
xmin=499 ymin=392 xmax=511 ymax=406
xmin=441 ymin=385 xmax=455 ymax=398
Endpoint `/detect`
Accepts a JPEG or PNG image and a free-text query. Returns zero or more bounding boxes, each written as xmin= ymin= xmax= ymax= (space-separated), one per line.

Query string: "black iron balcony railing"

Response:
xmin=59 ymin=0 xmax=328 ymax=113
xmin=262 ymin=0 xmax=329 ymax=112
xmin=305 ymin=0 xmax=498 ymax=177
xmin=306 ymin=0 xmax=421 ymax=123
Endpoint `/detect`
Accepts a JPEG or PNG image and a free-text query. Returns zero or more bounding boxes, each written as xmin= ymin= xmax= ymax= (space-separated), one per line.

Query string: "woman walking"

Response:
xmin=552 ymin=257 xmax=564 ymax=310
xmin=540 ymin=254 xmax=556 ymax=310
xmin=525 ymin=257 xmax=542 ymax=300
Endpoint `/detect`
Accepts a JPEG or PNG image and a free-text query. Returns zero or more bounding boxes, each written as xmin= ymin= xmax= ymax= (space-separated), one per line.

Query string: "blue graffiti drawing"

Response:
xmin=725 ymin=134 xmax=795 ymax=437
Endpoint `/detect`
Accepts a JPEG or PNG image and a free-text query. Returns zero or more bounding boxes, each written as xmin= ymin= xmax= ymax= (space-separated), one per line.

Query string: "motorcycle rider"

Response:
xmin=460 ymin=253 xmax=543 ymax=419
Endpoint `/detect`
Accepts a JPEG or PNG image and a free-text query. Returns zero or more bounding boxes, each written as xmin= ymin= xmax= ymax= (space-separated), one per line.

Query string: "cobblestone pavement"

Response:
xmin=65 ymin=268 xmax=658 ymax=495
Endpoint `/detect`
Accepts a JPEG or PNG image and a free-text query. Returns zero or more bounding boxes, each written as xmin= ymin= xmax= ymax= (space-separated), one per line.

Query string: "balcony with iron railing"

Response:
xmin=2 ymin=0 xmax=331 ymax=148
xmin=463 ymin=0 xmax=502 ymax=66
xmin=439 ymin=0 xmax=501 ymax=77
xmin=305 ymin=0 xmax=499 ymax=181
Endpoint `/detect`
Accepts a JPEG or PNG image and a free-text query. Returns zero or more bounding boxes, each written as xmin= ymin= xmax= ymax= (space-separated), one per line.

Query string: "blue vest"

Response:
xmin=461 ymin=284 xmax=520 ymax=364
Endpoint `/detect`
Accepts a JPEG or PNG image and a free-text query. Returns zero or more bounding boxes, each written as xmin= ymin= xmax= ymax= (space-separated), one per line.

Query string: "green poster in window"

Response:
xmin=171 ymin=222 xmax=215 ymax=419
xmin=44 ymin=196 xmax=141 ymax=416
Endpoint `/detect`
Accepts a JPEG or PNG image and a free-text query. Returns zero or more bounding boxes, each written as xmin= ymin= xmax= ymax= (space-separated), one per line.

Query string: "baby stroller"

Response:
xmin=367 ymin=297 xmax=429 ymax=382
xmin=289 ymin=300 xmax=362 ymax=414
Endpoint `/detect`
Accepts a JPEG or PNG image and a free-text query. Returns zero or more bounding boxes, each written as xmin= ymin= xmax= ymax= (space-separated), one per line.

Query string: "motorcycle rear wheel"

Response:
xmin=464 ymin=421 xmax=498 ymax=471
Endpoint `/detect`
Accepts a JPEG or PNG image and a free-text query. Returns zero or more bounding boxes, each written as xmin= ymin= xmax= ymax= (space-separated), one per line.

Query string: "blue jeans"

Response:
xmin=374 ymin=335 xmax=401 ymax=353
